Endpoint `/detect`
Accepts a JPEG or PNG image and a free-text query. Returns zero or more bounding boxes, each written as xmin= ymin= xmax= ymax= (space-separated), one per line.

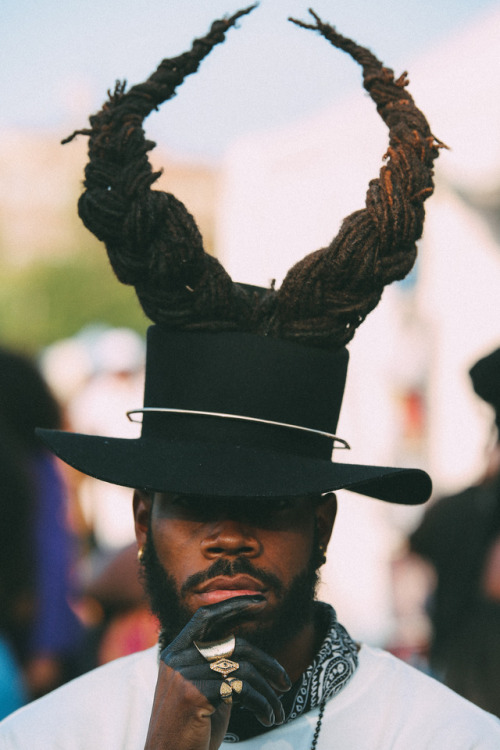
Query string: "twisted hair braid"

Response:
xmin=261 ymin=10 xmax=445 ymax=349
xmin=63 ymin=6 xmax=258 ymax=331
xmin=65 ymin=7 xmax=442 ymax=350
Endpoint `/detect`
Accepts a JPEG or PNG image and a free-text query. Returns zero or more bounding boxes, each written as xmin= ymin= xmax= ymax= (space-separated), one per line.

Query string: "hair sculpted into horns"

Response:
xmin=65 ymin=6 xmax=443 ymax=351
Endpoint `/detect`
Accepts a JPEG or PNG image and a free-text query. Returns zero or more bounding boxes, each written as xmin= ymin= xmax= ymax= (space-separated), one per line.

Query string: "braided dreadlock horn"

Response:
xmin=63 ymin=5 xmax=258 ymax=333
xmin=265 ymin=9 xmax=444 ymax=349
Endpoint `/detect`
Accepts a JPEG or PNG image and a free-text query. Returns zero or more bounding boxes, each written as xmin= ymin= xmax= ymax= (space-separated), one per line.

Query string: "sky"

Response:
xmin=2 ymin=0 xmax=499 ymax=159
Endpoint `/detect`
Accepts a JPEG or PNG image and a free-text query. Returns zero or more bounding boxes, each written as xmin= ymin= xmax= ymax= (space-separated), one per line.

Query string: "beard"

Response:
xmin=140 ymin=524 xmax=321 ymax=654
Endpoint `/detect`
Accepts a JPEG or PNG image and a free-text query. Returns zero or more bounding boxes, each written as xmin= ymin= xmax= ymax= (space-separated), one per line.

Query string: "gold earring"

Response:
xmin=137 ymin=546 xmax=145 ymax=562
xmin=318 ymin=544 xmax=327 ymax=566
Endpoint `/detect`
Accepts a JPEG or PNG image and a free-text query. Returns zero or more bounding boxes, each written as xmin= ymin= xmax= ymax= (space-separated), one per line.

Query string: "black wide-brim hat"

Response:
xmin=37 ymin=326 xmax=431 ymax=504
xmin=469 ymin=346 xmax=500 ymax=433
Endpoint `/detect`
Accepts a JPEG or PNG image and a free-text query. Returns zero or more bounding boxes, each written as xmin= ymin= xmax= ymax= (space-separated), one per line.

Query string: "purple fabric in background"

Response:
xmin=29 ymin=451 xmax=82 ymax=657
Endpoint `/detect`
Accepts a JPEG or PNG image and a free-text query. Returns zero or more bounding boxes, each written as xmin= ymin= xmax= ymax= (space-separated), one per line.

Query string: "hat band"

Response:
xmin=126 ymin=408 xmax=350 ymax=450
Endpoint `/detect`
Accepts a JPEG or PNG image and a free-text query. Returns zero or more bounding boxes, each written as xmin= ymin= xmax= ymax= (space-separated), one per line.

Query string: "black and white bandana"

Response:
xmin=223 ymin=602 xmax=359 ymax=743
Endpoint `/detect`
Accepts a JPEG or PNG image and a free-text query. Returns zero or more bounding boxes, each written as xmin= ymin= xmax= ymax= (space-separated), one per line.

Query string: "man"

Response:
xmin=410 ymin=346 xmax=500 ymax=718
xmin=2 ymin=7 xmax=500 ymax=748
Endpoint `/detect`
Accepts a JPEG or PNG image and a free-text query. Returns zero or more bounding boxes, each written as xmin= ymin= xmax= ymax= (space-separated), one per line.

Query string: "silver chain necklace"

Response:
xmin=310 ymin=700 xmax=326 ymax=750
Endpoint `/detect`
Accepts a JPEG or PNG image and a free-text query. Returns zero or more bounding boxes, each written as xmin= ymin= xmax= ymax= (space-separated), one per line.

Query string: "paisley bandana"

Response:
xmin=223 ymin=602 xmax=359 ymax=743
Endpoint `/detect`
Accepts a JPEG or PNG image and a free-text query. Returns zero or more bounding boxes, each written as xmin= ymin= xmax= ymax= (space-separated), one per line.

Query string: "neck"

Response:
xmin=272 ymin=616 xmax=321 ymax=684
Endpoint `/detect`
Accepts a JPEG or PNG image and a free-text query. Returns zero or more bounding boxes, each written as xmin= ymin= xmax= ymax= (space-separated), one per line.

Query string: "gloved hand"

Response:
xmin=160 ymin=595 xmax=290 ymax=726
xmin=144 ymin=595 xmax=291 ymax=750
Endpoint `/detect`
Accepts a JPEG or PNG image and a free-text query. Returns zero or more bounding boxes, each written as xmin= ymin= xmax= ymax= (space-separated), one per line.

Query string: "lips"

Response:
xmin=194 ymin=575 xmax=266 ymax=605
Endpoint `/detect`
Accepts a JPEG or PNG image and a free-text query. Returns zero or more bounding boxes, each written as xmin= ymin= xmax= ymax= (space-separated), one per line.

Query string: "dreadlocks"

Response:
xmin=65 ymin=6 xmax=443 ymax=351
xmin=63 ymin=5 xmax=258 ymax=332
xmin=266 ymin=10 xmax=444 ymax=348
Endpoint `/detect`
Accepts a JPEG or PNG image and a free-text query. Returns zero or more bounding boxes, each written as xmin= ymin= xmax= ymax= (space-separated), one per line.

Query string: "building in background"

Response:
xmin=0 ymin=136 xmax=219 ymax=266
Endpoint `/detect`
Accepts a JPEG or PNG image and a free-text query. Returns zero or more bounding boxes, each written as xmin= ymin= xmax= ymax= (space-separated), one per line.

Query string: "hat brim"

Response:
xmin=37 ymin=428 xmax=431 ymax=505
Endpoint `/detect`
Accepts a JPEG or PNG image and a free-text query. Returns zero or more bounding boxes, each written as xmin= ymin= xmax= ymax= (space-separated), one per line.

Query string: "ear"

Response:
xmin=133 ymin=489 xmax=153 ymax=550
xmin=314 ymin=493 xmax=337 ymax=550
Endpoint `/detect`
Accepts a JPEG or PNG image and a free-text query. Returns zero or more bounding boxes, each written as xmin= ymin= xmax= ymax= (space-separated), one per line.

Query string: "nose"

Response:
xmin=200 ymin=518 xmax=261 ymax=560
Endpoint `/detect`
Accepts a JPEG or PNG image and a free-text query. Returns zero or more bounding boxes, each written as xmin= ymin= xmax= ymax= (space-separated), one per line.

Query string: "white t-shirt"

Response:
xmin=1 ymin=643 xmax=499 ymax=749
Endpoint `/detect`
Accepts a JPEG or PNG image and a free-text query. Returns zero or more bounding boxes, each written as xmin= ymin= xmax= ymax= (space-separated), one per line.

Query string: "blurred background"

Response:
xmin=2 ymin=0 xmax=500 ymax=719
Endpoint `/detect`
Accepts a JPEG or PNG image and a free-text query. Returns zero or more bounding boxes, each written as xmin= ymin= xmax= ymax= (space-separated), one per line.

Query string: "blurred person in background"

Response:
xmin=65 ymin=327 xmax=145 ymax=557
xmin=410 ymin=346 xmax=500 ymax=717
xmin=0 ymin=346 xmax=83 ymax=699
xmin=80 ymin=542 xmax=158 ymax=669
xmin=40 ymin=328 xmax=151 ymax=673
xmin=0 ymin=427 xmax=31 ymax=718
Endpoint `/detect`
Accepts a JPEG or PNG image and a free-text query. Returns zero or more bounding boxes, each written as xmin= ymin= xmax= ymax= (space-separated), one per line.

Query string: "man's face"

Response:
xmin=134 ymin=492 xmax=337 ymax=651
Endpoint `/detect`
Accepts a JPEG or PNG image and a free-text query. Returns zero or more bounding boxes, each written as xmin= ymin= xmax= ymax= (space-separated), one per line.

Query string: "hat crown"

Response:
xmin=140 ymin=327 xmax=349 ymax=459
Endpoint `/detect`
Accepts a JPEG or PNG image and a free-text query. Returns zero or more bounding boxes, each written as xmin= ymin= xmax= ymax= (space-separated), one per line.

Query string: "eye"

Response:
xmin=169 ymin=495 xmax=191 ymax=508
xmin=164 ymin=494 xmax=208 ymax=517
xmin=252 ymin=497 xmax=297 ymax=520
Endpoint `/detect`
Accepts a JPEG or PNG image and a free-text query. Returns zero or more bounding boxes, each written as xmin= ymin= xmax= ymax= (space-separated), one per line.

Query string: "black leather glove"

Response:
xmin=160 ymin=595 xmax=291 ymax=726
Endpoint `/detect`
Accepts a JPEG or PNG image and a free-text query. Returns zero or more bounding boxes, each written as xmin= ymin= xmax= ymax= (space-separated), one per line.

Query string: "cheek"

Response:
xmin=151 ymin=520 xmax=202 ymax=584
xmin=262 ymin=525 xmax=314 ymax=580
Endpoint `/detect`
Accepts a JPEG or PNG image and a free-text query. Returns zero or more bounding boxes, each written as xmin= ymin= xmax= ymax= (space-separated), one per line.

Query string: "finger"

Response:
xmin=156 ymin=668 xmax=276 ymax=725
xmin=162 ymin=631 xmax=291 ymax=697
xmin=191 ymin=676 xmax=279 ymax=727
xmin=162 ymin=645 xmax=203 ymax=670
xmin=237 ymin=680 xmax=283 ymax=727
xmin=194 ymin=595 xmax=267 ymax=642
xmin=233 ymin=663 xmax=285 ymax=724
xmin=160 ymin=673 xmax=271 ymax=720
xmin=170 ymin=595 xmax=267 ymax=651
xmin=176 ymin=663 xmax=285 ymax=725
xmin=234 ymin=638 xmax=291 ymax=692
xmin=163 ymin=645 xmax=287 ymax=693
xmin=187 ymin=678 xmax=225 ymax=709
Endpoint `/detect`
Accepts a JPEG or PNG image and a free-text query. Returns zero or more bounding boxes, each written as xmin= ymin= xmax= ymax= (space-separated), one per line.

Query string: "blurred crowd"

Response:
xmin=408 ymin=347 xmax=500 ymax=718
xmin=1 ymin=327 xmax=499 ymax=721
xmin=0 ymin=327 xmax=158 ymax=720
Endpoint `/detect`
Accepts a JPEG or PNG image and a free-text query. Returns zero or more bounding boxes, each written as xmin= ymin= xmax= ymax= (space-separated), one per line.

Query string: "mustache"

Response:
xmin=180 ymin=556 xmax=284 ymax=598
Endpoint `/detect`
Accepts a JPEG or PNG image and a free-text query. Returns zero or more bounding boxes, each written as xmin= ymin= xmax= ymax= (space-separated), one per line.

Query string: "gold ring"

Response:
xmin=220 ymin=677 xmax=243 ymax=705
xmin=193 ymin=635 xmax=235 ymax=662
xmin=226 ymin=677 xmax=243 ymax=694
xmin=209 ymin=658 xmax=239 ymax=677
